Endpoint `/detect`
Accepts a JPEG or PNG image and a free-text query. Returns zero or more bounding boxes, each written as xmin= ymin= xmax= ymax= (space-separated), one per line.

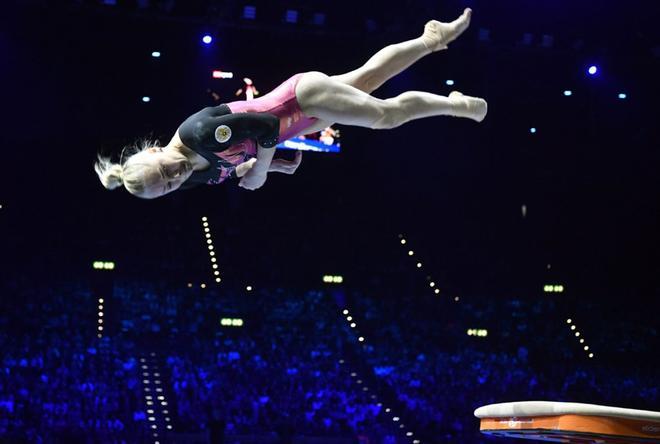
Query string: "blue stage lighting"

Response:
xmin=588 ymin=65 xmax=598 ymax=75
xmin=243 ymin=6 xmax=256 ymax=20
xmin=445 ymin=79 xmax=455 ymax=86
xmin=563 ymin=90 xmax=572 ymax=96
xmin=285 ymin=10 xmax=298 ymax=24
xmin=312 ymin=13 xmax=325 ymax=26
xmin=530 ymin=127 xmax=537 ymax=134
xmin=618 ymin=93 xmax=627 ymax=99
xmin=541 ymin=34 xmax=554 ymax=48
xmin=151 ymin=51 xmax=161 ymax=58
xmin=202 ymin=35 xmax=213 ymax=45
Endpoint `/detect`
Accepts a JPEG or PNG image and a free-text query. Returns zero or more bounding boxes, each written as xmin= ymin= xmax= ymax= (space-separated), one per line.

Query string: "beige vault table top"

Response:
xmin=474 ymin=401 xmax=660 ymax=443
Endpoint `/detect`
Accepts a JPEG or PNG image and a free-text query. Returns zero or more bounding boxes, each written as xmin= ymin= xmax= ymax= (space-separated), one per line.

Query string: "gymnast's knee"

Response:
xmin=371 ymin=105 xmax=407 ymax=130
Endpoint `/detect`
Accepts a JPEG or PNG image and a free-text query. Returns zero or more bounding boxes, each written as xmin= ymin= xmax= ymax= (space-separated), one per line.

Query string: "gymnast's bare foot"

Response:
xmin=422 ymin=8 xmax=472 ymax=52
xmin=448 ymin=91 xmax=488 ymax=122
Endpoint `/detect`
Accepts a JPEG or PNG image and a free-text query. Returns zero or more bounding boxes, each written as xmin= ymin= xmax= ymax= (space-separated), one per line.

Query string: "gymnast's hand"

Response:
xmin=236 ymin=158 xmax=258 ymax=178
xmin=238 ymin=160 xmax=267 ymax=190
xmin=269 ymin=150 xmax=302 ymax=175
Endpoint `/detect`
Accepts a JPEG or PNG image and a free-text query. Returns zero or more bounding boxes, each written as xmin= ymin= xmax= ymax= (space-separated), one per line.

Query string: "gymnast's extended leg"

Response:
xmin=331 ymin=8 xmax=473 ymax=94
xmin=295 ymin=8 xmax=480 ymax=134
xmin=296 ymin=71 xmax=487 ymax=129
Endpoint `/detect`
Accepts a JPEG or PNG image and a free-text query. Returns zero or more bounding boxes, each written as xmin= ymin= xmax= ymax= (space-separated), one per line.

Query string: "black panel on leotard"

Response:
xmin=178 ymin=104 xmax=280 ymax=151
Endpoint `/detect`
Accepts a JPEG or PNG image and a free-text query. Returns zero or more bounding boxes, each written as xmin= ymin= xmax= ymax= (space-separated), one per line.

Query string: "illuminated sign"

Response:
xmin=212 ymin=70 xmax=234 ymax=79
xmin=220 ymin=318 xmax=244 ymax=327
xmin=323 ymin=275 xmax=344 ymax=284
xmin=543 ymin=285 xmax=564 ymax=293
xmin=93 ymin=261 xmax=115 ymax=270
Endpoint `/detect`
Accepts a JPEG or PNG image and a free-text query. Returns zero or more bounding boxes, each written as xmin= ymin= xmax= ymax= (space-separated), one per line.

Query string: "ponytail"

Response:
xmin=94 ymin=154 xmax=124 ymax=190
xmin=94 ymin=137 xmax=162 ymax=197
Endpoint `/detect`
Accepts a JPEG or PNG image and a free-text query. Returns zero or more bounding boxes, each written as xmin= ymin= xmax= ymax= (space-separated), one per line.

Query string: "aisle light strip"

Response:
xmin=398 ymin=234 xmax=450 ymax=300
xmin=141 ymin=353 xmax=174 ymax=434
xmin=566 ymin=318 xmax=594 ymax=359
xmin=340 ymin=307 xmax=420 ymax=440
xmin=97 ymin=297 xmax=104 ymax=338
xmin=202 ymin=216 xmax=222 ymax=284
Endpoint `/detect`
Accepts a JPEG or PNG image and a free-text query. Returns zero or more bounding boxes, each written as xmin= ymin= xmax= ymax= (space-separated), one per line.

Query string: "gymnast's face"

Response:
xmin=139 ymin=147 xmax=193 ymax=199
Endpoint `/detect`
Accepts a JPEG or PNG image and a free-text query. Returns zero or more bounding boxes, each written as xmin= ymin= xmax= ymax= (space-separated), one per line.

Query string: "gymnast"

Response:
xmin=95 ymin=8 xmax=486 ymax=197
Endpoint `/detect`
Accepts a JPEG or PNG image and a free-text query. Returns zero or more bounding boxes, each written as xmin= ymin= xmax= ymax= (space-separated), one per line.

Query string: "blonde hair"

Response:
xmin=94 ymin=138 xmax=161 ymax=197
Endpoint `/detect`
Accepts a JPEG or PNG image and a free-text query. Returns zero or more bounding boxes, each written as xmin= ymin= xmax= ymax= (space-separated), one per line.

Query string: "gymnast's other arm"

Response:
xmin=268 ymin=150 xmax=303 ymax=175
xmin=234 ymin=118 xmax=321 ymax=184
xmin=236 ymin=148 xmax=303 ymax=189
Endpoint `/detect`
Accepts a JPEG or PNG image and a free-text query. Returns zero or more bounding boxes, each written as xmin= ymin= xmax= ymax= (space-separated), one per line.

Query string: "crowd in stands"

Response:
xmin=0 ymin=276 xmax=656 ymax=443
xmin=0 ymin=278 xmax=145 ymax=443
xmin=158 ymin=288 xmax=399 ymax=442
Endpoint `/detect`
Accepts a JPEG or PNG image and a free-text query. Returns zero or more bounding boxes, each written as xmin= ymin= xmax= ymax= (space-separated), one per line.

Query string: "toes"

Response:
xmin=441 ymin=11 xmax=470 ymax=43
xmin=456 ymin=10 xmax=471 ymax=28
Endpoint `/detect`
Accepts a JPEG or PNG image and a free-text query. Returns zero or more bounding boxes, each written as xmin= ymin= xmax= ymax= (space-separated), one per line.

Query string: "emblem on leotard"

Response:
xmin=215 ymin=125 xmax=232 ymax=143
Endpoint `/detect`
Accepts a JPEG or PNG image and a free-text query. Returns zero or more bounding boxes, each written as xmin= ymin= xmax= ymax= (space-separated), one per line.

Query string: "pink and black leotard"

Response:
xmin=178 ymin=73 xmax=318 ymax=189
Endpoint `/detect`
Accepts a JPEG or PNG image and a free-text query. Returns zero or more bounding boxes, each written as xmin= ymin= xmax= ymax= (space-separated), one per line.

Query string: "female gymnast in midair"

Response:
xmin=95 ymin=8 xmax=486 ymax=198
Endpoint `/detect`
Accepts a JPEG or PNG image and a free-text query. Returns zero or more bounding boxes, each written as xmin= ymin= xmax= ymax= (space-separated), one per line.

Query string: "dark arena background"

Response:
xmin=1 ymin=1 xmax=659 ymax=443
